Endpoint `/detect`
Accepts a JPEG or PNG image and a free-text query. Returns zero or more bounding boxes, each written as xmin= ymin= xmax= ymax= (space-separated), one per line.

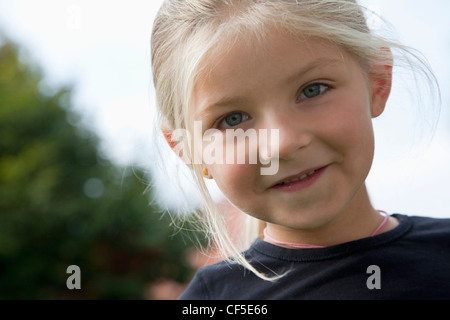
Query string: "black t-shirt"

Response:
xmin=179 ymin=214 xmax=450 ymax=300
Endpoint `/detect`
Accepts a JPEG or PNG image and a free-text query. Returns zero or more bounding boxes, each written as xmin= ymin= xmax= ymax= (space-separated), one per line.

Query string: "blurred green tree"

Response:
xmin=0 ymin=37 xmax=195 ymax=299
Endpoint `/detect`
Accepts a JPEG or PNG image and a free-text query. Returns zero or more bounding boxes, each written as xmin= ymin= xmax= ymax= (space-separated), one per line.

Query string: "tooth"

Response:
xmin=281 ymin=170 xmax=318 ymax=185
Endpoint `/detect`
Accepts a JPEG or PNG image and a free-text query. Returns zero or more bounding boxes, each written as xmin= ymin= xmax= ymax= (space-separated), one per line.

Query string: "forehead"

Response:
xmin=192 ymin=29 xmax=351 ymax=115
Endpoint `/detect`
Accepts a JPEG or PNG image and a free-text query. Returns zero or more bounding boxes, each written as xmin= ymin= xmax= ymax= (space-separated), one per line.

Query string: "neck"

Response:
xmin=264 ymin=210 xmax=390 ymax=249
xmin=264 ymin=184 xmax=396 ymax=248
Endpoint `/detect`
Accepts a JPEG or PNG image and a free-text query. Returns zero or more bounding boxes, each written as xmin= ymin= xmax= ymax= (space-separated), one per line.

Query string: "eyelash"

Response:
xmin=214 ymin=82 xmax=332 ymax=129
xmin=216 ymin=112 xmax=250 ymax=130
xmin=296 ymin=83 xmax=331 ymax=102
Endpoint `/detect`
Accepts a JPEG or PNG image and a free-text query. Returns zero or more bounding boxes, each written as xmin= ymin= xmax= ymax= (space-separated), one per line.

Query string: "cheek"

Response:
xmin=340 ymin=113 xmax=374 ymax=152
xmin=323 ymin=97 xmax=375 ymax=169
xmin=212 ymin=164 xmax=250 ymax=194
xmin=211 ymin=163 xmax=261 ymax=208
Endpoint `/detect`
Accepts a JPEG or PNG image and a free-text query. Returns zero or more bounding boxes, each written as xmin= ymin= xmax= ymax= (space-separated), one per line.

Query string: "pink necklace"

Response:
xmin=263 ymin=210 xmax=390 ymax=249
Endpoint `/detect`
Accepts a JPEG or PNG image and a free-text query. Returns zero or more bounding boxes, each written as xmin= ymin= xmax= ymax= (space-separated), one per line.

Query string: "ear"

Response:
xmin=161 ymin=126 xmax=210 ymax=177
xmin=161 ymin=128 xmax=177 ymax=149
xmin=161 ymin=124 xmax=189 ymax=163
xmin=369 ymin=47 xmax=393 ymax=118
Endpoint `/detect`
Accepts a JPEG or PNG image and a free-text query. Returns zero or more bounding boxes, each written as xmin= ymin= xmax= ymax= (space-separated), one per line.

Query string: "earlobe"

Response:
xmin=203 ymin=167 xmax=213 ymax=179
xmin=369 ymin=48 xmax=393 ymax=118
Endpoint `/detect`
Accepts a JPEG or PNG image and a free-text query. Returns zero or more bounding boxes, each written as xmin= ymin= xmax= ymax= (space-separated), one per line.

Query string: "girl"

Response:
xmin=151 ymin=0 xmax=450 ymax=299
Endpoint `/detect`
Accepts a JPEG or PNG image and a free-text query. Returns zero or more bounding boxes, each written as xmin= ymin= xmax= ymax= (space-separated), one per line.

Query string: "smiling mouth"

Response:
xmin=271 ymin=165 xmax=329 ymax=190
xmin=277 ymin=169 xmax=319 ymax=186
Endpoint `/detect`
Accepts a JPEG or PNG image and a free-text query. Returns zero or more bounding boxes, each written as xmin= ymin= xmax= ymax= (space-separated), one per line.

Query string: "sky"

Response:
xmin=0 ymin=0 xmax=449 ymax=218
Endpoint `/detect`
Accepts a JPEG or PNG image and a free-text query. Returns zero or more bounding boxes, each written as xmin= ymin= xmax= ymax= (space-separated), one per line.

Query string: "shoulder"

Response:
xmin=178 ymin=246 xmax=274 ymax=300
xmin=178 ymin=259 xmax=248 ymax=300
xmin=403 ymin=214 xmax=450 ymax=242
xmin=404 ymin=214 xmax=450 ymax=234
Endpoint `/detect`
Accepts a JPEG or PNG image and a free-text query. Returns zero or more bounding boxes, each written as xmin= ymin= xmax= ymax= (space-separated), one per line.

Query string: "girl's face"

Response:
xmin=191 ymin=30 xmax=390 ymax=239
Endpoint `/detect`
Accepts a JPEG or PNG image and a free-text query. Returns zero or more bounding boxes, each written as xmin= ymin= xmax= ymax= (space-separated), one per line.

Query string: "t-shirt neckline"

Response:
xmin=251 ymin=214 xmax=413 ymax=262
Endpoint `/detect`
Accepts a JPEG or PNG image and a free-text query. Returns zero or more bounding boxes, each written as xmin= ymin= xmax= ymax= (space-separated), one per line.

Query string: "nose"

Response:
xmin=261 ymin=109 xmax=312 ymax=162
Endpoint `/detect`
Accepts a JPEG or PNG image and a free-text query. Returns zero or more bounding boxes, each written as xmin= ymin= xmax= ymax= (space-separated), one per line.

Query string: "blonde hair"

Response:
xmin=150 ymin=0 xmax=439 ymax=280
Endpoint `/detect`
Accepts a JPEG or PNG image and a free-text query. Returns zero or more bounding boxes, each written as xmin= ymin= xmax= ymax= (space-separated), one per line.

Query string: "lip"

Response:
xmin=270 ymin=165 xmax=329 ymax=192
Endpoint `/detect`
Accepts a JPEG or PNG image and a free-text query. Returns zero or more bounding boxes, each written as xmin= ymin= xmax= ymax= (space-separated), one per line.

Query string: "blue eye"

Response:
xmin=298 ymin=84 xmax=329 ymax=101
xmin=219 ymin=113 xmax=249 ymax=128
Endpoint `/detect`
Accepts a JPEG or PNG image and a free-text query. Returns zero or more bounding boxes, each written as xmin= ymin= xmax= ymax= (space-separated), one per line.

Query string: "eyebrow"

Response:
xmin=195 ymin=96 xmax=251 ymax=120
xmin=282 ymin=57 xmax=343 ymax=86
xmin=197 ymin=57 xmax=343 ymax=116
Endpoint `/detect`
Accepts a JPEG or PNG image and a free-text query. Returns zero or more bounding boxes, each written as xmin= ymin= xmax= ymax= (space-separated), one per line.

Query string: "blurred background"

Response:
xmin=0 ymin=0 xmax=449 ymax=299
